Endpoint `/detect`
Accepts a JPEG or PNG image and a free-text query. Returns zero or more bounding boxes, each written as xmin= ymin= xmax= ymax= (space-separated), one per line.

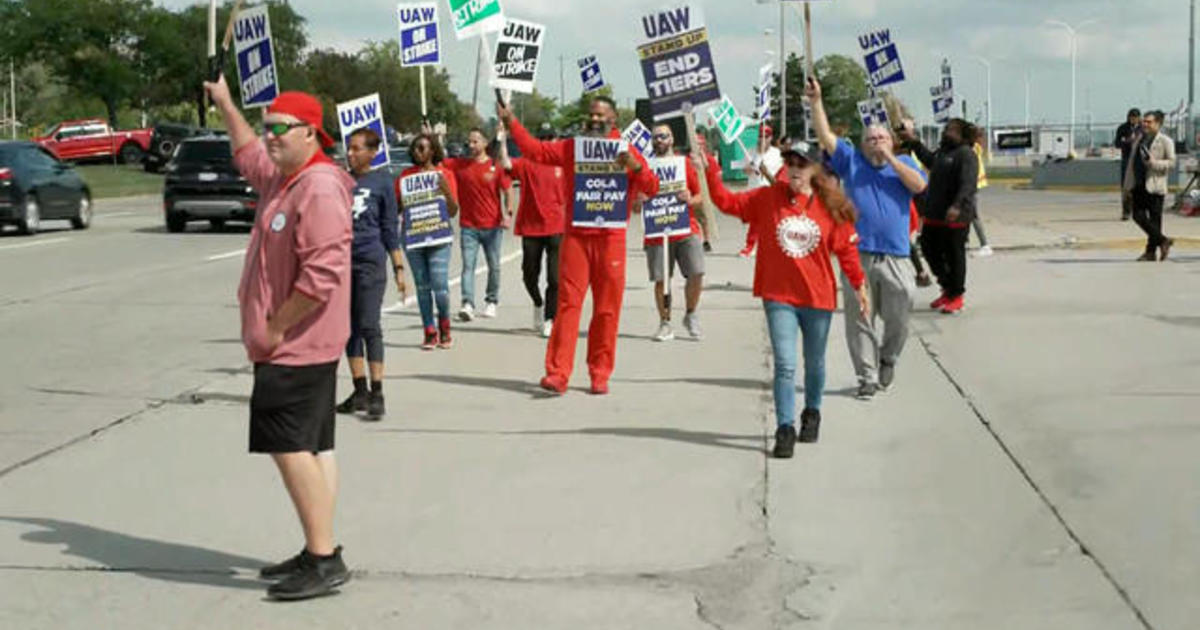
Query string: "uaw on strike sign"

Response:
xmin=398 ymin=2 xmax=441 ymax=67
xmin=637 ymin=5 xmax=721 ymax=120
xmin=399 ymin=171 xmax=454 ymax=250
xmin=858 ymin=28 xmax=906 ymax=88
xmin=233 ymin=5 xmax=279 ymax=108
xmin=337 ymin=94 xmax=390 ymax=170
xmin=643 ymin=156 xmax=691 ymax=239
xmin=492 ymin=19 xmax=544 ymax=93
xmin=572 ymin=138 xmax=630 ymax=229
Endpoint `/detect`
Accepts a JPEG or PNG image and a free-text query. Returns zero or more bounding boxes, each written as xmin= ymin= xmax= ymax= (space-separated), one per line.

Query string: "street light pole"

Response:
xmin=1189 ymin=0 xmax=1195 ymax=147
xmin=778 ymin=2 xmax=786 ymax=137
xmin=1044 ymin=18 xmax=1099 ymax=154
xmin=972 ymin=55 xmax=992 ymax=156
xmin=1024 ymin=70 xmax=1031 ymax=128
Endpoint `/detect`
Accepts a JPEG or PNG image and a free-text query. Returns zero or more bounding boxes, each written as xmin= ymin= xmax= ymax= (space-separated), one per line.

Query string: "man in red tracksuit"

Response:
xmin=498 ymin=96 xmax=659 ymax=394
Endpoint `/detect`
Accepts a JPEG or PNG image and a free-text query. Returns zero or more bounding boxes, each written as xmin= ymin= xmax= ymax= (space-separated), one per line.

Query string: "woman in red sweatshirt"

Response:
xmin=700 ymin=148 xmax=869 ymax=459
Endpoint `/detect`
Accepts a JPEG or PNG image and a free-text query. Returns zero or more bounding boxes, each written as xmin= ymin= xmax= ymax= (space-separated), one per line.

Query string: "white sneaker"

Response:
xmin=541 ymin=319 xmax=553 ymax=338
xmin=458 ymin=303 xmax=475 ymax=322
xmin=653 ymin=321 xmax=674 ymax=342
xmin=683 ymin=312 xmax=702 ymax=339
xmin=532 ymin=306 xmax=545 ymax=332
xmin=974 ymin=245 xmax=994 ymax=258
xmin=481 ymin=302 xmax=498 ymax=318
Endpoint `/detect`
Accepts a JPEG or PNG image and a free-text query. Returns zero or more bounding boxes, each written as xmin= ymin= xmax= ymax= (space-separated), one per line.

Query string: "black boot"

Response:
xmin=798 ymin=408 xmax=821 ymax=443
xmin=336 ymin=378 xmax=368 ymax=414
xmin=773 ymin=424 xmax=796 ymax=459
xmin=366 ymin=391 xmax=385 ymax=421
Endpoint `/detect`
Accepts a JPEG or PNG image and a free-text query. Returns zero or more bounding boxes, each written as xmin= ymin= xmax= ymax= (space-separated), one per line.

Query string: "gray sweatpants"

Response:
xmin=841 ymin=252 xmax=916 ymax=386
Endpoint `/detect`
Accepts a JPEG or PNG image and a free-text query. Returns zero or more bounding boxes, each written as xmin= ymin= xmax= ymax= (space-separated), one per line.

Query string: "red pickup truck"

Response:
xmin=33 ymin=119 xmax=153 ymax=164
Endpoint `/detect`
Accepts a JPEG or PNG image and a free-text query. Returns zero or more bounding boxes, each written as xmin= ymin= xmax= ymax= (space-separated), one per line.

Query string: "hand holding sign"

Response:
xmin=203 ymin=74 xmax=235 ymax=111
xmin=804 ymin=76 xmax=821 ymax=104
xmin=615 ymin=150 xmax=640 ymax=172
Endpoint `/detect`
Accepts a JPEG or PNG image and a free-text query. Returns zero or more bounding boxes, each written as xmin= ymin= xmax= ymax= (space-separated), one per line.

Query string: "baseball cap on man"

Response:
xmin=268 ymin=92 xmax=335 ymax=148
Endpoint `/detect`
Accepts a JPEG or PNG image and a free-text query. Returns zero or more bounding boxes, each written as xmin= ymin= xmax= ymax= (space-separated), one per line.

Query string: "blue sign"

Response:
xmin=572 ymin=137 xmax=630 ymax=229
xmin=399 ymin=171 xmax=454 ymax=249
xmin=337 ymin=94 xmax=391 ymax=170
xmin=398 ymin=2 xmax=441 ymax=67
xmin=643 ymin=156 xmax=691 ymax=238
xmin=621 ymin=120 xmax=652 ymax=157
xmin=637 ymin=6 xmax=721 ymax=120
xmin=578 ymin=55 xmax=605 ymax=93
xmin=858 ymin=29 xmax=906 ymax=88
xmin=233 ymin=5 xmax=279 ymax=108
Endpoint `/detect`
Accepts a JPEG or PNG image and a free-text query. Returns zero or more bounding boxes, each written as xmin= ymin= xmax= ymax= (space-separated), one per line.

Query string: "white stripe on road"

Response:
xmin=383 ymin=248 xmax=523 ymax=312
xmin=205 ymin=249 xmax=245 ymax=262
xmin=98 ymin=212 xmax=135 ymax=219
xmin=0 ymin=237 xmax=70 ymax=252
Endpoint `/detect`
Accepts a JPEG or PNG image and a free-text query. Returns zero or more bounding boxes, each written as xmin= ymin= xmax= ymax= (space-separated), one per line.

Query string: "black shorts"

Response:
xmin=249 ymin=361 xmax=337 ymax=454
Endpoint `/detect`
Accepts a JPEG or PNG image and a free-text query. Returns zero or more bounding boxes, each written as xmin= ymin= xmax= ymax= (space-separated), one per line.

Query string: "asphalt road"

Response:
xmin=0 ymin=188 xmax=1196 ymax=629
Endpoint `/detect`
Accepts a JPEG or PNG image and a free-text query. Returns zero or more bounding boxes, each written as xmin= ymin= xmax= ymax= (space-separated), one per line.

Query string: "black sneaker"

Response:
xmin=879 ymin=361 xmax=896 ymax=389
xmin=798 ymin=408 xmax=821 ymax=443
xmin=335 ymin=390 xmax=367 ymax=415
xmin=856 ymin=381 xmax=879 ymax=400
xmin=266 ymin=546 xmax=349 ymax=601
xmin=366 ymin=392 xmax=384 ymax=421
xmin=259 ymin=547 xmax=306 ymax=580
xmin=703 ymin=240 xmax=713 ymax=253
xmin=772 ymin=424 xmax=796 ymax=459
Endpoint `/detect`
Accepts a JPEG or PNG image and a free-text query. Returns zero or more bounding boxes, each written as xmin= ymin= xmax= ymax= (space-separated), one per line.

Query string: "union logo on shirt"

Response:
xmin=776 ymin=215 xmax=821 ymax=259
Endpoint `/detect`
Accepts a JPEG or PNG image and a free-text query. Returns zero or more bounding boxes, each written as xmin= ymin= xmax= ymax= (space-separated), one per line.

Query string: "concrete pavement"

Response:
xmin=0 ymin=187 xmax=1195 ymax=628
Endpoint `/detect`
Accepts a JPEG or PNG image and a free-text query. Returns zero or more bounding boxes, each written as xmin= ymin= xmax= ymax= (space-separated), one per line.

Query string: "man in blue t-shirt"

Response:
xmin=336 ymin=127 xmax=405 ymax=420
xmin=807 ymin=78 xmax=927 ymax=399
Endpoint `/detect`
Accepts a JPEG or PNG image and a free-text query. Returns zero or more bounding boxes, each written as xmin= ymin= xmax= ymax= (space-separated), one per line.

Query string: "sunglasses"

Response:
xmin=652 ymin=133 xmax=672 ymax=140
xmin=263 ymin=122 xmax=308 ymax=137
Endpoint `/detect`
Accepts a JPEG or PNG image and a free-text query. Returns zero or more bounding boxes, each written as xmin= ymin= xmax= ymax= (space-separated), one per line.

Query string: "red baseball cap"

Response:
xmin=762 ymin=124 xmax=774 ymax=137
xmin=267 ymin=91 xmax=335 ymax=148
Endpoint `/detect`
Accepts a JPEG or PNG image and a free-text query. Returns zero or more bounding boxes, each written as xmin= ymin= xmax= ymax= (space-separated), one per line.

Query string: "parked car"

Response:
xmin=143 ymin=123 xmax=215 ymax=173
xmin=32 ymin=119 xmax=153 ymax=165
xmin=162 ymin=137 xmax=257 ymax=233
xmin=0 ymin=141 xmax=93 ymax=235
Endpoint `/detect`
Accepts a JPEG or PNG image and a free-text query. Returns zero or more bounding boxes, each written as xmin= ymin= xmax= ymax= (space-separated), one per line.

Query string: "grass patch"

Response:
xmin=75 ymin=164 xmax=163 ymax=199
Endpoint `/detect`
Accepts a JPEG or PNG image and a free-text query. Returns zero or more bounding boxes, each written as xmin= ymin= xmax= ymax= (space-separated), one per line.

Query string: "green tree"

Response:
xmin=508 ymin=89 xmax=557 ymax=136
xmin=769 ymin=53 xmax=869 ymax=140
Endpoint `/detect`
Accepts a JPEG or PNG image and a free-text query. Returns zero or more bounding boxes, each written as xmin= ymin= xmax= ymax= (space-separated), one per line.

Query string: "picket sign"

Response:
xmin=337 ymin=93 xmax=390 ymax=170
xmin=636 ymin=5 xmax=722 ymax=120
xmin=233 ymin=4 xmax=278 ymax=108
xmin=399 ymin=2 xmax=442 ymax=119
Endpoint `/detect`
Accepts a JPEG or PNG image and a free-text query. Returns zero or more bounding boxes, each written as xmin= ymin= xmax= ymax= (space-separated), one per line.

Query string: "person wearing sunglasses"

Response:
xmin=204 ymin=76 xmax=355 ymax=600
xmin=334 ymin=127 xmax=404 ymax=421
xmin=636 ymin=124 xmax=706 ymax=341
xmin=396 ymin=133 xmax=460 ymax=349
xmin=696 ymin=146 xmax=869 ymax=460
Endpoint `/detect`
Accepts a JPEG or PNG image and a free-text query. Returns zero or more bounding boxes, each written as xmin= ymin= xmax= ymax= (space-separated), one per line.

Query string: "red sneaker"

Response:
xmin=421 ymin=326 xmax=438 ymax=351
xmin=940 ymin=294 xmax=965 ymax=314
xmin=590 ymin=381 xmax=609 ymax=395
xmin=437 ymin=318 xmax=453 ymax=349
xmin=930 ymin=292 xmax=950 ymax=310
xmin=539 ymin=375 xmax=567 ymax=394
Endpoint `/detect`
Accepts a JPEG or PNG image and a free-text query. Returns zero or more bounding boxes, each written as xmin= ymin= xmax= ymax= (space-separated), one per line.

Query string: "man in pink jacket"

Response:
xmin=205 ymin=76 xmax=354 ymax=601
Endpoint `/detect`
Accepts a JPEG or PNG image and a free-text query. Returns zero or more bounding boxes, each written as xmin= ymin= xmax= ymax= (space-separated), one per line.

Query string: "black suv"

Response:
xmin=162 ymin=137 xmax=256 ymax=232
xmin=143 ymin=123 xmax=213 ymax=173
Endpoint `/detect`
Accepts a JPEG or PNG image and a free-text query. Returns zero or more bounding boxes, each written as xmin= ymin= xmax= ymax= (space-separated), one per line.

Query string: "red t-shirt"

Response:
xmin=507 ymin=118 xmax=660 ymax=238
xmin=704 ymin=156 xmax=865 ymax=311
xmin=641 ymin=154 xmax=702 ymax=247
xmin=442 ymin=157 xmax=511 ymax=229
xmin=507 ymin=157 xmax=566 ymax=237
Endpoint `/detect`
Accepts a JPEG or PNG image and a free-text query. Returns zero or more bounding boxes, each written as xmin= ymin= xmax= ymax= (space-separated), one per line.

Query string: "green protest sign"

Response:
xmin=446 ymin=0 xmax=504 ymax=40
xmin=709 ymin=95 xmax=746 ymax=145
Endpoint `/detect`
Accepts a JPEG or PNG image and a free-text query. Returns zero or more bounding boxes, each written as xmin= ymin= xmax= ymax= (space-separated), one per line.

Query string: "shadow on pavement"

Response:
xmin=613 ymin=376 xmax=858 ymax=399
xmin=374 ymin=426 xmax=765 ymax=454
xmin=0 ymin=517 xmax=266 ymax=591
xmin=391 ymin=373 xmax=554 ymax=398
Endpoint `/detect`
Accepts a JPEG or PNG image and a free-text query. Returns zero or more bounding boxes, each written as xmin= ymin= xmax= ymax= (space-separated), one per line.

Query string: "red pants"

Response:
xmin=545 ymin=232 xmax=626 ymax=386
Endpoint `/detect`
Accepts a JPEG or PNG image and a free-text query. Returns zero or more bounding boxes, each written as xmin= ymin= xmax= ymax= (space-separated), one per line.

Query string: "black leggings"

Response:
xmin=346 ymin=256 xmax=386 ymax=362
xmin=521 ymin=235 xmax=562 ymax=320
xmin=919 ymin=225 xmax=968 ymax=298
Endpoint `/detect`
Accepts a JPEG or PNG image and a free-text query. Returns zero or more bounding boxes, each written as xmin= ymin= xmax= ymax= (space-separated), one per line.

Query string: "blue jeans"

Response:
xmin=460 ymin=227 xmax=503 ymax=307
xmin=406 ymin=244 xmax=451 ymax=329
xmin=764 ymin=300 xmax=833 ymax=427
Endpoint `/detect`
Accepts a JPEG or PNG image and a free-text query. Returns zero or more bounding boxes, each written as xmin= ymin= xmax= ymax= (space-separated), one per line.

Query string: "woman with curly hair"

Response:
xmin=697 ymin=147 xmax=870 ymax=459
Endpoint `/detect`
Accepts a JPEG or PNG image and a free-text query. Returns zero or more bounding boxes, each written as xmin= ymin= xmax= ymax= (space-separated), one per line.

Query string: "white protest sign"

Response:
xmin=337 ymin=94 xmax=390 ymax=171
xmin=857 ymin=28 xmax=906 ymax=88
xmin=233 ymin=5 xmax=279 ymax=108
xmin=572 ymin=137 xmax=630 ymax=229
xmin=709 ymin=95 xmax=747 ymax=145
xmin=578 ymin=54 xmax=605 ymax=93
xmin=398 ymin=2 xmax=441 ymax=67
xmin=621 ymin=119 xmax=653 ymax=156
xmin=491 ymin=18 xmax=545 ymax=94
xmin=446 ymin=0 xmax=504 ymax=40
xmin=643 ymin=155 xmax=691 ymax=239
xmin=637 ymin=5 xmax=722 ymax=120
xmin=856 ymin=97 xmax=889 ymax=129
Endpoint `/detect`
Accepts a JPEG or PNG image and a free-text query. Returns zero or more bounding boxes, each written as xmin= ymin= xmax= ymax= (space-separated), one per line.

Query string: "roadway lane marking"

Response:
xmin=205 ymin=249 xmax=245 ymax=262
xmin=0 ymin=237 xmax=70 ymax=252
xmin=384 ymin=248 xmax=523 ymax=312
xmin=98 ymin=212 xmax=135 ymax=219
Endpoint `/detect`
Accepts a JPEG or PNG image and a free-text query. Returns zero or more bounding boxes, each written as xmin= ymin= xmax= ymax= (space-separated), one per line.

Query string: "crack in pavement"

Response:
xmin=916 ymin=334 xmax=1156 ymax=630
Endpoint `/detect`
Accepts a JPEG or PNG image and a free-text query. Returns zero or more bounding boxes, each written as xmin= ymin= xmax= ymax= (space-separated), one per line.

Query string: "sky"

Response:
xmin=160 ymin=0 xmax=1197 ymax=131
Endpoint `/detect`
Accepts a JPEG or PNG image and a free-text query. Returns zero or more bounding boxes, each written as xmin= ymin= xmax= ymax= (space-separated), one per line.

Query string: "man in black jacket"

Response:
xmin=898 ymin=119 xmax=978 ymax=314
xmin=1115 ymin=108 xmax=1142 ymax=221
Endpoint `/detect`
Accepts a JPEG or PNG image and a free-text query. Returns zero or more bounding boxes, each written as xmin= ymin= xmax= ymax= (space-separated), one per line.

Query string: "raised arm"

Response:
xmin=205 ymin=75 xmax=276 ymax=189
xmin=805 ymin=77 xmax=839 ymax=156
xmin=497 ymin=103 xmax=570 ymax=168
xmin=694 ymin=152 xmax=763 ymax=222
